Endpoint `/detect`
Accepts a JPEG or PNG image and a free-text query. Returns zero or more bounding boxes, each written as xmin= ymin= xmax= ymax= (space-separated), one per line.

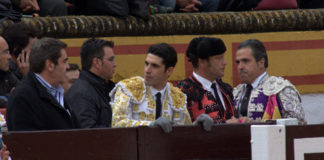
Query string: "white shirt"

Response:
xmin=150 ymin=85 xmax=167 ymax=115
xmin=193 ymin=72 xmax=226 ymax=110
xmin=250 ymin=72 xmax=267 ymax=89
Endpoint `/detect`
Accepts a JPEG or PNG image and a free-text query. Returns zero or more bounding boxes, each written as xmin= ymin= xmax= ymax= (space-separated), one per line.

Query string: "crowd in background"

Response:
xmin=0 ymin=0 xmax=324 ymax=20
xmin=0 ymin=0 xmax=318 ymax=159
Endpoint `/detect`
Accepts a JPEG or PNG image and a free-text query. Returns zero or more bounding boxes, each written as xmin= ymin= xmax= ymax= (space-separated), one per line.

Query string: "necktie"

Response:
xmin=211 ymin=83 xmax=225 ymax=115
xmin=155 ymin=92 xmax=162 ymax=119
xmin=240 ymin=84 xmax=253 ymax=116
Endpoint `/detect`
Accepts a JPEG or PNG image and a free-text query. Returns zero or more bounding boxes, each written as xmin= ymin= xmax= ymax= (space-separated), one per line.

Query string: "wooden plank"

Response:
xmin=137 ymin=124 xmax=251 ymax=160
xmin=305 ymin=152 xmax=324 ymax=160
xmin=3 ymin=128 xmax=138 ymax=160
xmin=286 ymin=124 xmax=324 ymax=160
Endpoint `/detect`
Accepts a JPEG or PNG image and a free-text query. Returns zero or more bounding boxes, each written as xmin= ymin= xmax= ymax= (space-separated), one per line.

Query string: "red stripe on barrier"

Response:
xmin=283 ymin=74 xmax=324 ymax=85
xmin=66 ymin=44 xmax=189 ymax=57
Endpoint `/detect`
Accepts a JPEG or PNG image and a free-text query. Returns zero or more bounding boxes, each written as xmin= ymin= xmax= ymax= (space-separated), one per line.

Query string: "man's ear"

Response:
xmin=166 ymin=66 xmax=174 ymax=77
xmin=45 ymin=59 xmax=55 ymax=72
xmin=258 ymin=58 xmax=265 ymax=67
xmin=91 ymin=57 xmax=102 ymax=70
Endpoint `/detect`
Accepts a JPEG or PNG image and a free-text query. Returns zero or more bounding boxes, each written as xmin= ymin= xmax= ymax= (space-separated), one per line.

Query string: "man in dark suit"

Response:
xmin=7 ymin=37 xmax=79 ymax=131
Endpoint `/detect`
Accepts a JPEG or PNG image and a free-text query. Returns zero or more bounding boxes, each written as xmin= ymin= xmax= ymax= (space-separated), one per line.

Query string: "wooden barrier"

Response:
xmin=3 ymin=125 xmax=252 ymax=160
xmin=3 ymin=128 xmax=138 ymax=160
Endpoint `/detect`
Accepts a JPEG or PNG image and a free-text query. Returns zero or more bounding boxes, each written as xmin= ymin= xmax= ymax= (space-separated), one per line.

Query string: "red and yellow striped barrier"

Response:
xmin=62 ymin=30 xmax=324 ymax=94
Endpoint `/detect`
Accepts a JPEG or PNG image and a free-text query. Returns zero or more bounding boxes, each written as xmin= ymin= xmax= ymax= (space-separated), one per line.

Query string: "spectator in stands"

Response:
xmin=3 ymin=22 xmax=38 ymax=81
xmin=110 ymin=43 xmax=213 ymax=133
xmin=178 ymin=37 xmax=248 ymax=124
xmin=7 ymin=37 xmax=79 ymax=131
xmin=11 ymin=0 xmax=67 ymax=16
xmin=160 ymin=0 xmax=261 ymax=12
xmin=62 ymin=63 xmax=80 ymax=93
xmin=233 ymin=39 xmax=306 ymax=124
xmin=0 ymin=36 xmax=19 ymax=108
xmin=66 ymin=38 xmax=116 ymax=128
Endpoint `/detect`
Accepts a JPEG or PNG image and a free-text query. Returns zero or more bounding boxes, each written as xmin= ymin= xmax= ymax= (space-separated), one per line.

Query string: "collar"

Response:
xmin=34 ymin=73 xmax=64 ymax=94
xmin=81 ymin=70 xmax=115 ymax=88
xmin=250 ymin=72 xmax=267 ymax=89
xmin=150 ymin=84 xmax=167 ymax=100
xmin=193 ymin=72 xmax=216 ymax=90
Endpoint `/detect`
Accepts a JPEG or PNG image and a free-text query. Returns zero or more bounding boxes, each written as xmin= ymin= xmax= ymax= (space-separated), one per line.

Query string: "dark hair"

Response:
xmin=30 ymin=37 xmax=67 ymax=73
xmin=67 ymin=63 xmax=80 ymax=71
xmin=2 ymin=22 xmax=39 ymax=57
xmin=80 ymin=38 xmax=114 ymax=70
xmin=147 ymin=43 xmax=177 ymax=69
xmin=186 ymin=37 xmax=226 ymax=68
xmin=237 ymin=39 xmax=268 ymax=68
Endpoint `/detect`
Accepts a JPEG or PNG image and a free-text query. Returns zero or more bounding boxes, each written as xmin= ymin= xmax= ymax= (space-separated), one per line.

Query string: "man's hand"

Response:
xmin=177 ymin=0 xmax=202 ymax=12
xmin=226 ymin=116 xmax=240 ymax=124
xmin=193 ymin=113 xmax=213 ymax=131
xmin=17 ymin=50 xmax=30 ymax=76
xmin=19 ymin=0 xmax=40 ymax=13
xmin=150 ymin=117 xmax=173 ymax=133
xmin=239 ymin=117 xmax=251 ymax=123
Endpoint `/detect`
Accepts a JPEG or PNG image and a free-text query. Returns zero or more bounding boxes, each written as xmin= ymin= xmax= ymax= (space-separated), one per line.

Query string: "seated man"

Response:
xmin=178 ymin=37 xmax=240 ymax=123
xmin=110 ymin=43 xmax=212 ymax=133
xmin=234 ymin=39 xmax=306 ymax=124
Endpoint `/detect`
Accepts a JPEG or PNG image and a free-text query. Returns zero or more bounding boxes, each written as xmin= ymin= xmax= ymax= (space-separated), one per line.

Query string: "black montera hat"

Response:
xmin=196 ymin=37 xmax=226 ymax=59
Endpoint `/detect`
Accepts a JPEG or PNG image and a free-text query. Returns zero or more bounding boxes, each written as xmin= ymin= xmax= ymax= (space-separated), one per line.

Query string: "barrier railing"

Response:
xmin=3 ymin=124 xmax=251 ymax=160
xmin=1 ymin=9 xmax=324 ymax=38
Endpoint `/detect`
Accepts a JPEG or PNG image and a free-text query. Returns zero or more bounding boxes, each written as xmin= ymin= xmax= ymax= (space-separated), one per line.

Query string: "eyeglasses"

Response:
xmin=98 ymin=56 xmax=115 ymax=62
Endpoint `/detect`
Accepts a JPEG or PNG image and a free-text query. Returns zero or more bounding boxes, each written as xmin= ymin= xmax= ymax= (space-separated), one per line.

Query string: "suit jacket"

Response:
xmin=66 ymin=70 xmax=114 ymax=128
xmin=7 ymin=72 xmax=79 ymax=131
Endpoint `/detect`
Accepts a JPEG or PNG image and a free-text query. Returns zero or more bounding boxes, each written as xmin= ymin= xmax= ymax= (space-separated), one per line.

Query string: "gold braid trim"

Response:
xmin=119 ymin=76 xmax=145 ymax=102
xmin=169 ymin=83 xmax=186 ymax=110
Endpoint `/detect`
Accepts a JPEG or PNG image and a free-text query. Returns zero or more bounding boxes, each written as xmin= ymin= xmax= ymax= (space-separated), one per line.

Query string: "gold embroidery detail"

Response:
xmin=147 ymin=98 xmax=155 ymax=109
xmin=138 ymin=111 xmax=146 ymax=120
xmin=121 ymin=77 xmax=145 ymax=102
xmin=174 ymin=112 xmax=179 ymax=119
xmin=170 ymin=84 xmax=186 ymax=109
xmin=134 ymin=106 xmax=139 ymax=112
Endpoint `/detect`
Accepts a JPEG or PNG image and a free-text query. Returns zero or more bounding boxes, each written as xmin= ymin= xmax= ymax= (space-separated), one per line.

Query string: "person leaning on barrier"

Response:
xmin=7 ymin=37 xmax=80 ymax=131
xmin=234 ymin=39 xmax=306 ymax=125
xmin=66 ymin=38 xmax=116 ymax=128
xmin=178 ymin=37 xmax=248 ymax=125
xmin=110 ymin=43 xmax=213 ymax=133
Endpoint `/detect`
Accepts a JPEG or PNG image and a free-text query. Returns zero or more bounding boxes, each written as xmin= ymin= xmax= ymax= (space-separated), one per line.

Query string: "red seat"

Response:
xmin=254 ymin=0 xmax=298 ymax=10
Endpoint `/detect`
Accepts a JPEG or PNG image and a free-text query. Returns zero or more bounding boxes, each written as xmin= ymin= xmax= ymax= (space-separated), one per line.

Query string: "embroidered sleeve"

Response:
xmin=111 ymin=86 xmax=152 ymax=127
xmin=278 ymin=87 xmax=307 ymax=125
